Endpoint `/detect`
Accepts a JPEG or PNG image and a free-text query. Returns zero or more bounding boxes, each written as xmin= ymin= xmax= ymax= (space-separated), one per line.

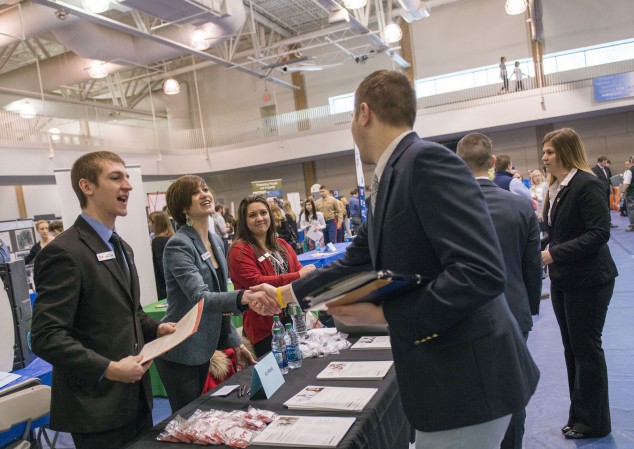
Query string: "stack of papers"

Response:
xmin=283 ymin=386 xmax=377 ymax=412
xmin=350 ymin=336 xmax=391 ymax=350
xmin=252 ymin=416 xmax=355 ymax=448
xmin=316 ymin=361 xmax=393 ymax=380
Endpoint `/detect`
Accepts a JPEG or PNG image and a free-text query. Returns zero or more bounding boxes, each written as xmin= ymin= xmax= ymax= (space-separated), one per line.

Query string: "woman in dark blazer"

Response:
xmin=155 ymin=175 xmax=279 ymax=412
xmin=148 ymin=210 xmax=174 ymax=300
xmin=541 ymin=128 xmax=618 ymax=440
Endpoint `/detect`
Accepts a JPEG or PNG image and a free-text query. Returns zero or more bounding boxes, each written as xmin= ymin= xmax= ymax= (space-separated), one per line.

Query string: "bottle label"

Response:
xmin=273 ymin=350 xmax=287 ymax=367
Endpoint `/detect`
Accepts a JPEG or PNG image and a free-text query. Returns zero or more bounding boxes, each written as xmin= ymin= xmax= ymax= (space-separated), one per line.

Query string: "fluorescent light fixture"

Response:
xmin=191 ymin=28 xmax=210 ymax=50
xmin=505 ymin=0 xmax=527 ymax=15
xmin=163 ymin=78 xmax=181 ymax=95
xmin=82 ymin=0 xmax=110 ymax=13
xmin=343 ymin=0 xmax=367 ymax=10
xmin=384 ymin=23 xmax=403 ymax=44
xmin=328 ymin=8 xmax=350 ymax=23
xmin=19 ymin=101 xmax=36 ymax=119
xmin=48 ymin=128 xmax=61 ymax=142
xmin=88 ymin=60 xmax=108 ymax=79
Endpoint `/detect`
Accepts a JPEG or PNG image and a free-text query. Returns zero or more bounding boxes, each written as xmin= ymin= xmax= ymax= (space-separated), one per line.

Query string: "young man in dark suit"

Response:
xmin=458 ymin=133 xmax=542 ymax=449
xmin=592 ymin=155 xmax=617 ymax=227
xmin=31 ymin=151 xmax=176 ymax=449
xmin=256 ymin=70 xmax=539 ymax=449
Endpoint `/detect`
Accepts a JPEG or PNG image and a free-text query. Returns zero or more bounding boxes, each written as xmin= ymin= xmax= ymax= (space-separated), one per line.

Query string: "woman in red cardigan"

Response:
xmin=228 ymin=195 xmax=316 ymax=356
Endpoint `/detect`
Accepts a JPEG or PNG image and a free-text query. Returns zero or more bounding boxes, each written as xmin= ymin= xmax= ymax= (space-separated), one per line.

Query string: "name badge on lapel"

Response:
xmin=257 ymin=252 xmax=271 ymax=263
xmin=201 ymin=251 xmax=212 ymax=261
xmin=97 ymin=251 xmax=115 ymax=262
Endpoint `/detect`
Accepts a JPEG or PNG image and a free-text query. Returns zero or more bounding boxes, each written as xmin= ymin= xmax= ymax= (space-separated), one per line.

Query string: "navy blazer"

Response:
xmin=293 ymin=133 xmax=539 ymax=432
xmin=543 ymin=170 xmax=618 ymax=289
xmin=477 ymin=178 xmax=542 ymax=333
xmin=161 ymin=225 xmax=242 ymax=366
xmin=31 ymin=216 xmax=159 ymax=433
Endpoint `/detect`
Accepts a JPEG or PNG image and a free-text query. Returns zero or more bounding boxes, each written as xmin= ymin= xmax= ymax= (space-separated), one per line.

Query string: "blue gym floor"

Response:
xmin=38 ymin=211 xmax=634 ymax=449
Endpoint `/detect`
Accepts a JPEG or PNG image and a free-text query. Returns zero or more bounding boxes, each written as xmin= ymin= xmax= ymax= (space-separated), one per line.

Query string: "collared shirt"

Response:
xmin=81 ymin=212 xmax=116 ymax=251
xmin=315 ymin=195 xmax=342 ymax=222
xmin=373 ymin=131 xmax=413 ymax=184
xmin=547 ymin=168 xmax=578 ymax=225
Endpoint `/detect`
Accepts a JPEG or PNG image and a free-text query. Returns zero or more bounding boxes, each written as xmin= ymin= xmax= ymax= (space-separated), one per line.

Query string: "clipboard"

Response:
xmin=305 ymin=270 xmax=423 ymax=311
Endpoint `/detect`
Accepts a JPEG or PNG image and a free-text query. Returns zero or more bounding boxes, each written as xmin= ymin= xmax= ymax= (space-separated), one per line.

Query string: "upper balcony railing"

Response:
xmin=1 ymin=39 xmax=633 ymax=157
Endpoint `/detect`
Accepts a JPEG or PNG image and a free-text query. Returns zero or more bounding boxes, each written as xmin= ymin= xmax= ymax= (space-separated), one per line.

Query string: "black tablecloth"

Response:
xmin=125 ymin=343 xmax=412 ymax=449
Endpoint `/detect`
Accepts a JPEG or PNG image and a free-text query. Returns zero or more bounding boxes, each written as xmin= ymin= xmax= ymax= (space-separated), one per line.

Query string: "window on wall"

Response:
xmin=329 ymin=93 xmax=355 ymax=114
xmin=327 ymin=38 xmax=634 ymax=104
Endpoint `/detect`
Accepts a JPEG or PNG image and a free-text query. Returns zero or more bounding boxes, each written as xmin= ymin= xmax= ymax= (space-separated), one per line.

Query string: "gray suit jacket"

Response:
xmin=477 ymin=178 xmax=542 ymax=333
xmin=161 ymin=225 xmax=242 ymax=366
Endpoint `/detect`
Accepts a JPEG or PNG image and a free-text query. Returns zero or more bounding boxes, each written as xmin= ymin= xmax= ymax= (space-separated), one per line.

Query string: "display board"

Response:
xmin=147 ymin=192 xmax=167 ymax=213
xmin=54 ymin=165 xmax=157 ymax=306
xmin=0 ymin=220 xmax=35 ymax=261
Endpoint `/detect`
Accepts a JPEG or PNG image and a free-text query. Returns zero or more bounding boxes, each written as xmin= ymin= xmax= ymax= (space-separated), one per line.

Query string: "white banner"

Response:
xmin=54 ymin=165 xmax=157 ymax=306
xmin=354 ymin=144 xmax=367 ymax=222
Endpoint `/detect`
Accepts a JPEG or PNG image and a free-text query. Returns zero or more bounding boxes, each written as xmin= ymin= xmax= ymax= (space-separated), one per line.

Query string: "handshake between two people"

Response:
xmin=243 ymin=281 xmax=388 ymax=328
xmin=240 ymin=264 xmax=318 ymax=316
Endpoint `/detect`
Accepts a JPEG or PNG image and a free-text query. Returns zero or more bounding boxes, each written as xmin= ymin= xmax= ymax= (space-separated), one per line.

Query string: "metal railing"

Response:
xmin=1 ymin=57 xmax=633 ymax=157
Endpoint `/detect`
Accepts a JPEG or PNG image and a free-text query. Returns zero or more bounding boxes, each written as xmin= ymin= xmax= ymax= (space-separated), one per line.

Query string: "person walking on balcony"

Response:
xmin=499 ymin=56 xmax=509 ymax=93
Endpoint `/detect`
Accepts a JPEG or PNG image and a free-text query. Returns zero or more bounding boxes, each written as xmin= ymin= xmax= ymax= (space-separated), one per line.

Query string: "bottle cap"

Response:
xmin=273 ymin=315 xmax=280 ymax=321
xmin=285 ymin=323 xmax=292 ymax=329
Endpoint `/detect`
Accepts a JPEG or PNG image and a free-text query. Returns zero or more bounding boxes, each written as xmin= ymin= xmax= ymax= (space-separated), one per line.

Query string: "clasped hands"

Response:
xmin=241 ymin=288 xmax=281 ymax=315
xmin=248 ymin=283 xmax=387 ymax=327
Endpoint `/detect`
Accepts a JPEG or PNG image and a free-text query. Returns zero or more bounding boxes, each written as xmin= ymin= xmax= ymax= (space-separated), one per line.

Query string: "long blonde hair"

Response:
xmin=269 ymin=203 xmax=285 ymax=228
xmin=542 ymin=128 xmax=593 ymax=219
xmin=282 ymin=200 xmax=296 ymax=222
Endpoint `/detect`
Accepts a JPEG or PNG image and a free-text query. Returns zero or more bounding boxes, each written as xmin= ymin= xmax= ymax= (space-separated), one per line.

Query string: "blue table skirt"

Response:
xmin=297 ymin=242 xmax=350 ymax=267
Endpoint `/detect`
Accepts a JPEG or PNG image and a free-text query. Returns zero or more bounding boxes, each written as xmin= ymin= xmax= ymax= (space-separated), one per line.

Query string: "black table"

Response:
xmin=126 ymin=344 xmax=412 ymax=449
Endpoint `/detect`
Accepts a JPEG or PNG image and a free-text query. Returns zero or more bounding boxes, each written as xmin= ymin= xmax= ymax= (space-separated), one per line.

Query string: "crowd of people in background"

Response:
xmin=17 ymin=70 xmax=631 ymax=449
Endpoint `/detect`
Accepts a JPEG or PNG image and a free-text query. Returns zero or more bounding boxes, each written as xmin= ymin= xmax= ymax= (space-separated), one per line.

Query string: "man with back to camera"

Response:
xmin=30 ymin=151 xmax=176 ymax=449
xmin=254 ymin=70 xmax=540 ymax=449
xmin=348 ymin=188 xmax=362 ymax=235
xmin=457 ymin=133 xmax=542 ymax=449
xmin=493 ymin=154 xmax=532 ymax=201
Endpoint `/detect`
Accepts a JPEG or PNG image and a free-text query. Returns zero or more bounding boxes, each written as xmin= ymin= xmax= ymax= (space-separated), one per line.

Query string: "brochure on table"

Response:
xmin=283 ymin=385 xmax=377 ymax=411
xmin=350 ymin=335 xmax=392 ymax=350
xmin=316 ymin=361 xmax=393 ymax=380
xmin=139 ymin=299 xmax=203 ymax=363
xmin=252 ymin=416 xmax=356 ymax=448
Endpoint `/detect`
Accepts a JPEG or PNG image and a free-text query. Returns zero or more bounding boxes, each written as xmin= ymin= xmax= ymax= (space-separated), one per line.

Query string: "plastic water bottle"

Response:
xmin=271 ymin=314 xmax=285 ymax=335
xmin=315 ymin=241 xmax=322 ymax=253
xmin=288 ymin=302 xmax=307 ymax=338
xmin=284 ymin=323 xmax=302 ymax=369
xmin=271 ymin=328 xmax=289 ymax=374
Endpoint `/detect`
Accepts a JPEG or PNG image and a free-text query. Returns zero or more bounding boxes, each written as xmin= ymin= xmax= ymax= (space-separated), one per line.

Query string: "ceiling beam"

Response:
xmin=31 ymin=0 xmax=300 ymax=90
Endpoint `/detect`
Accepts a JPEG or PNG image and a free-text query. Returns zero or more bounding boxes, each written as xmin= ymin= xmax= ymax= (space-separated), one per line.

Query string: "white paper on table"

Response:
xmin=350 ymin=336 xmax=392 ymax=350
xmin=283 ymin=385 xmax=377 ymax=412
xmin=316 ymin=361 xmax=393 ymax=380
xmin=139 ymin=299 xmax=204 ymax=363
xmin=211 ymin=385 xmax=240 ymax=396
xmin=0 ymin=371 xmax=21 ymax=389
xmin=252 ymin=416 xmax=356 ymax=448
